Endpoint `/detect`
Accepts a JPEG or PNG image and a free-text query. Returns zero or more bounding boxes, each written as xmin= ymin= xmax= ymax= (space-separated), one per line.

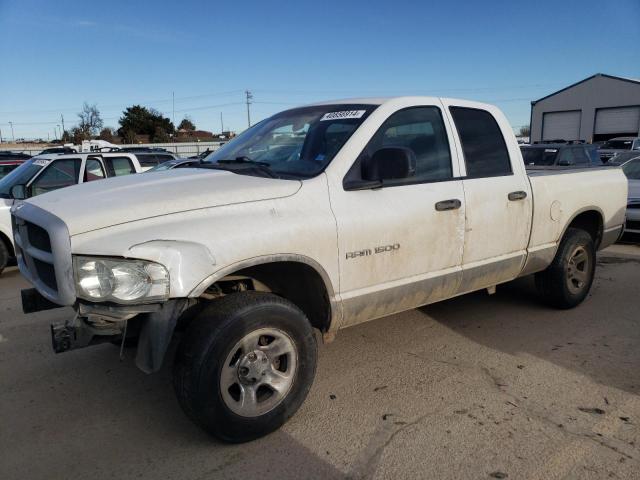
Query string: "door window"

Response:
xmin=30 ymin=158 xmax=81 ymax=196
xmin=105 ymin=157 xmax=135 ymax=176
xmin=450 ymin=107 xmax=512 ymax=177
xmin=350 ymin=107 xmax=453 ymax=184
xmin=84 ymin=158 xmax=106 ymax=182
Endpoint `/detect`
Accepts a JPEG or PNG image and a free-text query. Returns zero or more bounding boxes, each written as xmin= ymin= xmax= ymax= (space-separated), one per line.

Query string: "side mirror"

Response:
xmin=362 ymin=147 xmax=416 ymax=182
xmin=10 ymin=184 xmax=27 ymax=200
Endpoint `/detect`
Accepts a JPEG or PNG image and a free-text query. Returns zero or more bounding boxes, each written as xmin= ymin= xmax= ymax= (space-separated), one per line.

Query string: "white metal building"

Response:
xmin=530 ymin=73 xmax=640 ymax=143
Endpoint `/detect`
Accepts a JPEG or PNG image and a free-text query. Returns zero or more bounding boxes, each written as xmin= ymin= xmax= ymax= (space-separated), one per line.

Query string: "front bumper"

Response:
xmin=22 ymin=287 xmax=199 ymax=373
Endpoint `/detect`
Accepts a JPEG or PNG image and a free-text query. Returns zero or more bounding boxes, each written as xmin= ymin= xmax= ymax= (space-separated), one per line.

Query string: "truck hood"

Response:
xmin=25 ymin=169 xmax=302 ymax=235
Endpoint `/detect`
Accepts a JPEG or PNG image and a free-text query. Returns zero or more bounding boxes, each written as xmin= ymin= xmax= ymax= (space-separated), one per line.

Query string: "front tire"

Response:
xmin=173 ymin=292 xmax=317 ymax=443
xmin=535 ymin=228 xmax=595 ymax=309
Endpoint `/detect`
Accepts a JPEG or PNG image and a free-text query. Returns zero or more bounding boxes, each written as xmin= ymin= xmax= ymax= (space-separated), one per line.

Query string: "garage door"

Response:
xmin=542 ymin=111 xmax=581 ymax=141
xmin=595 ymin=107 xmax=640 ymax=135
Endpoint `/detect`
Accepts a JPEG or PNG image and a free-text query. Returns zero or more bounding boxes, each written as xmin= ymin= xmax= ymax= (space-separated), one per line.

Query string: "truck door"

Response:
xmin=444 ymin=102 xmax=533 ymax=294
xmin=329 ymin=103 xmax=466 ymax=328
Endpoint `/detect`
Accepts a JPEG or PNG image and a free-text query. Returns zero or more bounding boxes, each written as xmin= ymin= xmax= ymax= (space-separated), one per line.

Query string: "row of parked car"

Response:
xmin=0 ymin=135 xmax=638 ymax=273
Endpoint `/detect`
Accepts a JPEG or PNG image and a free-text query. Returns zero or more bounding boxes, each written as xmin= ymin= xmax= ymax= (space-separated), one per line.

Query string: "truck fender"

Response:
xmin=128 ymin=240 xmax=216 ymax=298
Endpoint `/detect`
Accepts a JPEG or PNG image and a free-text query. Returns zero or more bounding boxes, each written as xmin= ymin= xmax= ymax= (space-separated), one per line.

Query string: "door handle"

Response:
xmin=435 ymin=199 xmax=462 ymax=211
xmin=508 ymin=191 xmax=527 ymax=201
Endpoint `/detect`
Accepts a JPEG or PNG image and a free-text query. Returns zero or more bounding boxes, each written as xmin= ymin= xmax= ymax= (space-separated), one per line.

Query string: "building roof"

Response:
xmin=531 ymin=73 xmax=640 ymax=105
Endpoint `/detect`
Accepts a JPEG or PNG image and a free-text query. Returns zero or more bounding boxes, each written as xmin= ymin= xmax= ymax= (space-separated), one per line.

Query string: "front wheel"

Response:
xmin=535 ymin=227 xmax=596 ymax=309
xmin=173 ymin=292 xmax=317 ymax=443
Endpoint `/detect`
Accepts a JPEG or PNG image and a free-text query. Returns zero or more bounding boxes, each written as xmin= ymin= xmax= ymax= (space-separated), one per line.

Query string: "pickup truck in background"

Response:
xmin=11 ymin=97 xmax=627 ymax=442
xmin=520 ymin=142 xmax=601 ymax=168
xmin=598 ymin=136 xmax=640 ymax=163
xmin=0 ymin=152 xmax=143 ymax=273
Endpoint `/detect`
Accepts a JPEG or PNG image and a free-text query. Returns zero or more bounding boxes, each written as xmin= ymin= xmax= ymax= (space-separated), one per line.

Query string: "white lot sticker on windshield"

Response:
xmin=33 ymin=159 xmax=51 ymax=166
xmin=320 ymin=110 xmax=366 ymax=121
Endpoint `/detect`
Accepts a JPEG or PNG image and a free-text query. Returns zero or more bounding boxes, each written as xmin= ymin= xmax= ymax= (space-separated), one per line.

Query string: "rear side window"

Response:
xmin=136 ymin=154 xmax=159 ymax=168
xmin=450 ymin=107 xmax=512 ymax=177
xmin=571 ymin=147 xmax=589 ymax=165
xmin=105 ymin=157 xmax=135 ymax=176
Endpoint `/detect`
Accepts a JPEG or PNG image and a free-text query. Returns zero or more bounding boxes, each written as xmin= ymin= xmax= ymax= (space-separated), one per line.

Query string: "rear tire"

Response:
xmin=0 ymin=239 xmax=9 ymax=275
xmin=535 ymin=228 xmax=595 ymax=309
xmin=173 ymin=291 xmax=317 ymax=443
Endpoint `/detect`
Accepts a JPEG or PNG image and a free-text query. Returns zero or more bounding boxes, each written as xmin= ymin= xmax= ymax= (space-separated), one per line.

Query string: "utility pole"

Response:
xmin=220 ymin=112 xmax=224 ymax=133
xmin=9 ymin=121 xmax=14 ymax=142
xmin=0 ymin=128 xmax=3 ymax=143
xmin=172 ymin=91 xmax=175 ymax=126
xmin=56 ymin=125 xmax=61 ymax=141
xmin=61 ymin=114 xmax=65 ymax=137
xmin=245 ymin=90 xmax=253 ymax=128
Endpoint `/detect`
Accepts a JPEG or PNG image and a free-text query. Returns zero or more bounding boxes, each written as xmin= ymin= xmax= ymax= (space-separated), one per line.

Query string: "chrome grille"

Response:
xmin=11 ymin=202 xmax=76 ymax=306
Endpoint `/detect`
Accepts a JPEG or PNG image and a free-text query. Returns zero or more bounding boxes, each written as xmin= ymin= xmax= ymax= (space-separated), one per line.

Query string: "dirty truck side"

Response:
xmin=11 ymin=97 xmax=627 ymax=442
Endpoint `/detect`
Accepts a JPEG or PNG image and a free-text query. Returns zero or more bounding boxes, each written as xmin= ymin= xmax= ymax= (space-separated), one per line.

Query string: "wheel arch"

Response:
xmin=0 ymin=229 xmax=14 ymax=258
xmin=190 ymin=255 xmax=340 ymax=333
xmin=559 ymin=207 xmax=604 ymax=249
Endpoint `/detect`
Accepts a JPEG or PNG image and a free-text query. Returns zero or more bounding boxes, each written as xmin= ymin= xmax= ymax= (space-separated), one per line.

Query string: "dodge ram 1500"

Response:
xmin=11 ymin=97 xmax=627 ymax=442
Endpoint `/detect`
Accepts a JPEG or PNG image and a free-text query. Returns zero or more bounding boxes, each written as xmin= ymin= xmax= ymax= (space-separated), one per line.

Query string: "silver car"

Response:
xmin=614 ymin=156 xmax=640 ymax=235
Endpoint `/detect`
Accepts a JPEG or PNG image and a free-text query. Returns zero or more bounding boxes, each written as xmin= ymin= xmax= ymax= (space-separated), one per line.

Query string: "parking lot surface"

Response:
xmin=1 ymin=244 xmax=639 ymax=480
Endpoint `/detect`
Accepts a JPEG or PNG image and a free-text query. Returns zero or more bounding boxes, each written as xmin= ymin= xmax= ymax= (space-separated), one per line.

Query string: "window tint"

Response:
xmin=360 ymin=107 xmax=453 ymax=182
xmin=622 ymin=159 xmax=640 ymax=180
xmin=571 ymin=147 xmax=589 ymax=165
xmin=136 ymin=154 xmax=159 ymax=168
xmin=156 ymin=154 xmax=174 ymax=163
xmin=84 ymin=158 xmax=106 ymax=182
xmin=587 ymin=146 xmax=602 ymax=165
xmin=31 ymin=158 xmax=81 ymax=196
xmin=450 ymin=107 xmax=511 ymax=177
xmin=105 ymin=157 xmax=135 ymax=176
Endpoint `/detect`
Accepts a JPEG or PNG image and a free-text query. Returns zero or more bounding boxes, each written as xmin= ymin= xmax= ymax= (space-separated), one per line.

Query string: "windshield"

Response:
xmin=202 ymin=104 xmax=376 ymax=179
xmin=609 ymin=152 xmax=640 ymax=165
xmin=520 ymin=147 xmax=558 ymax=166
xmin=603 ymin=139 xmax=633 ymax=150
xmin=148 ymin=160 xmax=180 ymax=172
xmin=0 ymin=159 xmax=47 ymax=198
xmin=622 ymin=159 xmax=640 ymax=180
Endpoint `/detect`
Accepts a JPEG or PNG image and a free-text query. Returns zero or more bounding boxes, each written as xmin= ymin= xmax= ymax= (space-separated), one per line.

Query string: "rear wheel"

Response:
xmin=173 ymin=291 xmax=317 ymax=443
xmin=535 ymin=228 xmax=595 ymax=309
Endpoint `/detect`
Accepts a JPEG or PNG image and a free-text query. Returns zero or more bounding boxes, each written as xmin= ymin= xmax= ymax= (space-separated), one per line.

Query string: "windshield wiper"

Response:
xmin=198 ymin=156 xmax=277 ymax=178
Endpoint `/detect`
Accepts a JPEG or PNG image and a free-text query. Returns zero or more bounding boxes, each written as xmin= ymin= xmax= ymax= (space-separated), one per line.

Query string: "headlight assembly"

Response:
xmin=73 ymin=256 xmax=170 ymax=304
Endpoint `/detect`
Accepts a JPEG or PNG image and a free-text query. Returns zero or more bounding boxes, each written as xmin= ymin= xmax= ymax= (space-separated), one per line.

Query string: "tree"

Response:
xmin=61 ymin=130 xmax=72 ymax=143
xmin=78 ymin=102 xmax=103 ymax=137
xmin=121 ymin=128 xmax=137 ymax=144
xmin=152 ymin=126 xmax=170 ymax=143
xmin=98 ymin=127 xmax=114 ymax=142
xmin=118 ymin=105 xmax=174 ymax=140
xmin=71 ymin=126 xmax=88 ymax=144
xmin=518 ymin=125 xmax=531 ymax=137
xmin=178 ymin=117 xmax=196 ymax=131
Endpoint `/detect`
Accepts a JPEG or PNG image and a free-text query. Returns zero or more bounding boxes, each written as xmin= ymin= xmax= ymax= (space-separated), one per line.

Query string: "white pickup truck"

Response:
xmin=0 ymin=152 xmax=143 ymax=273
xmin=11 ymin=97 xmax=627 ymax=442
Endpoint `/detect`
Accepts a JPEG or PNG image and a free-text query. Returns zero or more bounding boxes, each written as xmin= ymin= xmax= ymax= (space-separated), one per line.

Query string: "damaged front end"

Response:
xmin=23 ymin=288 xmax=199 ymax=373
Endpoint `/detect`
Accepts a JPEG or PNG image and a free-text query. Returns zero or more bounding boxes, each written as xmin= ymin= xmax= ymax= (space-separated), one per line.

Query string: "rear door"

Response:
xmin=444 ymin=102 xmax=532 ymax=293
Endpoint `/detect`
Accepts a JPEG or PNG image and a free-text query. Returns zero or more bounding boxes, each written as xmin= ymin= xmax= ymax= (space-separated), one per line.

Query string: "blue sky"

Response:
xmin=1 ymin=0 xmax=639 ymax=140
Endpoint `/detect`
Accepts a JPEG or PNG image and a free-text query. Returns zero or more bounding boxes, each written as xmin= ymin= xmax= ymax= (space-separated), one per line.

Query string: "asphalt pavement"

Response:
xmin=1 ymin=244 xmax=639 ymax=480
